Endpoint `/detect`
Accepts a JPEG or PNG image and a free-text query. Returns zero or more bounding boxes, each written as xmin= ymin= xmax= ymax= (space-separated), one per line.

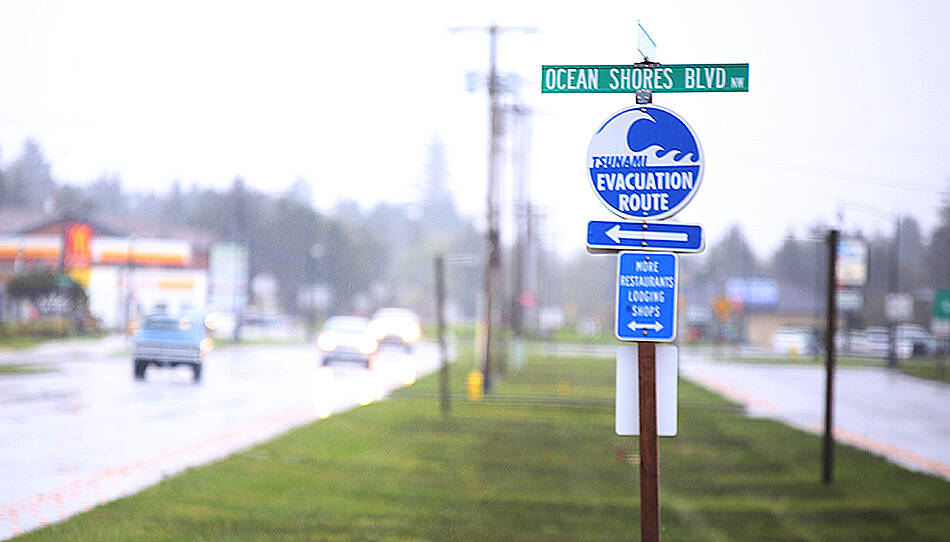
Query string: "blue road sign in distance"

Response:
xmin=588 ymin=220 xmax=704 ymax=253
xmin=588 ymin=104 xmax=703 ymax=220
xmin=616 ymin=252 xmax=677 ymax=342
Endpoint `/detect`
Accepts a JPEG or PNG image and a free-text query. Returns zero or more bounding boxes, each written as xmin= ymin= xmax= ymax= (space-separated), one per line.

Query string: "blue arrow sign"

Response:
xmin=616 ymin=252 xmax=677 ymax=342
xmin=588 ymin=220 xmax=704 ymax=253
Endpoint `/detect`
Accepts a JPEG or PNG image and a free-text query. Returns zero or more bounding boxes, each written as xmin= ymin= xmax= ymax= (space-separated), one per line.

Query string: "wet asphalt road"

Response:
xmin=680 ymin=352 xmax=950 ymax=481
xmin=0 ymin=337 xmax=442 ymax=539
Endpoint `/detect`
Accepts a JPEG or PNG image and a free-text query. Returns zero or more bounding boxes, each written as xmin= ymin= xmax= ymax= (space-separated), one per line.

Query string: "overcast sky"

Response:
xmin=1 ymin=0 xmax=948 ymax=259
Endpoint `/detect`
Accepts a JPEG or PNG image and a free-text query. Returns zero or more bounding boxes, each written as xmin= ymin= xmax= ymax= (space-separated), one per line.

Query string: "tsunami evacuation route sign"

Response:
xmin=587 ymin=103 xmax=703 ymax=220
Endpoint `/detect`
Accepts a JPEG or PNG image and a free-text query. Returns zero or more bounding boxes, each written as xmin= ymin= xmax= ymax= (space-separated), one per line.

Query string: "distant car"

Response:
xmin=133 ymin=313 xmax=213 ymax=382
xmin=317 ymin=316 xmax=379 ymax=368
xmin=859 ymin=327 xmax=891 ymax=358
xmin=771 ymin=327 xmax=817 ymax=356
xmin=368 ymin=308 xmax=421 ymax=352
xmin=855 ymin=327 xmax=916 ymax=359
xmin=897 ymin=324 xmax=937 ymax=358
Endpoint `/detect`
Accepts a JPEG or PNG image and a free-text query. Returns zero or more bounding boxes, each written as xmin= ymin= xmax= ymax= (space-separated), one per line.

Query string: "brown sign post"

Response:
xmin=637 ymin=342 xmax=660 ymax=541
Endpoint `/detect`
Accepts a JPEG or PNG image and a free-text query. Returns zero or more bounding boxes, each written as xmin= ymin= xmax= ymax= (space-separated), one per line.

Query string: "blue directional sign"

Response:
xmin=588 ymin=220 xmax=704 ymax=253
xmin=616 ymin=252 xmax=678 ymax=342
xmin=587 ymin=104 xmax=703 ymax=220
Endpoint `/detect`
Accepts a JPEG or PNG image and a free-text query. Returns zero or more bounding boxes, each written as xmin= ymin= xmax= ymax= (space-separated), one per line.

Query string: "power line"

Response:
xmin=736 ymin=158 xmax=949 ymax=194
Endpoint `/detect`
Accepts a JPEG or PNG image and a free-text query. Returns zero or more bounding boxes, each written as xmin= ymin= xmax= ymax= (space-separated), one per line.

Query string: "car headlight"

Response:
xmin=204 ymin=313 xmax=218 ymax=331
xmin=368 ymin=320 xmax=387 ymax=340
xmin=317 ymin=333 xmax=336 ymax=352
xmin=358 ymin=337 xmax=378 ymax=356
xmin=401 ymin=323 xmax=421 ymax=343
xmin=199 ymin=337 xmax=214 ymax=355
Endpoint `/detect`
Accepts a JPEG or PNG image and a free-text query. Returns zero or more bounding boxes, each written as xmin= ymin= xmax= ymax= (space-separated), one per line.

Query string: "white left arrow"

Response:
xmin=627 ymin=320 xmax=664 ymax=332
xmin=606 ymin=225 xmax=688 ymax=244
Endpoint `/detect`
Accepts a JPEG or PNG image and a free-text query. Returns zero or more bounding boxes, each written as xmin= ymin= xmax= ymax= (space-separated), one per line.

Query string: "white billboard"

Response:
xmin=208 ymin=243 xmax=248 ymax=314
xmin=836 ymin=238 xmax=868 ymax=287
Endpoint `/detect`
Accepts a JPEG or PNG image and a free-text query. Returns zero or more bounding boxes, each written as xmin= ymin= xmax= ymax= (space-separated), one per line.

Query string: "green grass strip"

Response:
xmin=17 ymin=351 xmax=950 ymax=541
xmin=0 ymin=363 xmax=55 ymax=376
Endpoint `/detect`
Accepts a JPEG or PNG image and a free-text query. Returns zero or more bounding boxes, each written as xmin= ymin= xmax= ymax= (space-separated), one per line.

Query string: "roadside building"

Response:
xmin=682 ymin=277 xmax=824 ymax=347
xmin=0 ymin=209 xmax=213 ymax=330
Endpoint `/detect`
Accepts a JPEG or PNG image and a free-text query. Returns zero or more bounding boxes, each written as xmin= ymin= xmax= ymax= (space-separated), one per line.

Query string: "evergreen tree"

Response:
xmin=419 ymin=137 xmax=459 ymax=233
xmin=6 ymin=139 xmax=54 ymax=209
xmin=702 ymin=224 xmax=760 ymax=279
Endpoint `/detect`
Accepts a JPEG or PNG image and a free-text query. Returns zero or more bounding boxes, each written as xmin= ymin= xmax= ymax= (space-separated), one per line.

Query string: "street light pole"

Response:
xmin=510 ymin=103 xmax=532 ymax=339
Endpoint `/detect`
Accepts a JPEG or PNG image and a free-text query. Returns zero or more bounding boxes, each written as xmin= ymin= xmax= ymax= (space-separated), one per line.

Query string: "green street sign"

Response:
xmin=541 ymin=64 xmax=749 ymax=93
xmin=935 ymin=289 xmax=950 ymax=320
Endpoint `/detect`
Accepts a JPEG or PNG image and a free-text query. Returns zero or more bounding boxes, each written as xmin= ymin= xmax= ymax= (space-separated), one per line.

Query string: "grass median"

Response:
xmin=17 ymin=350 xmax=950 ymax=541
xmin=0 ymin=363 xmax=55 ymax=375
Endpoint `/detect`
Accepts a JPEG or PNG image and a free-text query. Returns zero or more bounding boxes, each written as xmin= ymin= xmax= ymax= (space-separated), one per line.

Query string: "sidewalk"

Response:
xmin=680 ymin=351 xmax=950 ymax=481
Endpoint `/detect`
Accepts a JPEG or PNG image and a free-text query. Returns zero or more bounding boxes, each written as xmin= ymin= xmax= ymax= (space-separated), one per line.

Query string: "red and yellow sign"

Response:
xmin=711 ymin=294 xmax=733 ymax=323
xmin=64 ymin=222 xmax=93 ymax=288
xmin=64 ymin=222 xmax=93 ymax=268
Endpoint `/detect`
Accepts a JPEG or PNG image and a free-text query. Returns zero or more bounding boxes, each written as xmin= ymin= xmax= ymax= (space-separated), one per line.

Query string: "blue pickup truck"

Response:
xmin=133 ymin=313 xmax=213 ymax=382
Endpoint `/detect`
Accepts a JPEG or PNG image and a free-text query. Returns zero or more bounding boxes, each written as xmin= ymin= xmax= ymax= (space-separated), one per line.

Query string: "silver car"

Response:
xmin=317 ymin=316 xmax=379 ymax=368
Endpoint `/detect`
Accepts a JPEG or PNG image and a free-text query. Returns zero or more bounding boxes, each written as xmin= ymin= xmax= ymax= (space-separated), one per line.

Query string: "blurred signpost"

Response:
xmin=824 ymin=230 xmax=839 ymax=484
xmin=836 ymin=288 xmax=863 ymax=312
xmin=836 ymin=239 xmax=868 ymax=286
xmin=543 ymin=23 xmax=747 ymax=539
xmin=711 ymin=294 xmax=733 ymax=356
xmin=433 ymin=256 xmax=450 ymax=415
xmin=208 ymin=243 xmax=249 ymax=341
xmin=885 ymin=293 xmax=913 ymax=322
xmin=935 ymin=289 xmax=950 ymax=321
xmin=712 ymin=294 xmax=732 ymax=322
xmin=935 ymin=290 xmax=950 ymax=376
xmin=835 ymin=237 xmax=867 ymax=354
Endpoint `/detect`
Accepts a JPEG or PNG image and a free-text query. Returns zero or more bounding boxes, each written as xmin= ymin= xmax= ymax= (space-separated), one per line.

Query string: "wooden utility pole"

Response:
xmin=451 ymin=24 xmax=535 ymax=392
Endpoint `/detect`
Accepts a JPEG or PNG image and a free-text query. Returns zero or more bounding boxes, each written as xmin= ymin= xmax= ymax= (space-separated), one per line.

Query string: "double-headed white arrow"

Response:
xmin=606 ymin=224 xmax=688 ymax=244
xmin=628 ymin=320 xmax=664 ymax=332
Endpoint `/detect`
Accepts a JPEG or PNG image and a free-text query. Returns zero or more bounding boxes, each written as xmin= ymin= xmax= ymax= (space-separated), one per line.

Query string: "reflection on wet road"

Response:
xmin=0 ymin=340 xmax=441 ymax=539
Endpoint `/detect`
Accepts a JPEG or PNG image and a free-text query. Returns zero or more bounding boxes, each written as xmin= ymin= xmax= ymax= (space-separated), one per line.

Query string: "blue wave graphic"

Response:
xmin=627 ymin=109 xmax=699 ymax=163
